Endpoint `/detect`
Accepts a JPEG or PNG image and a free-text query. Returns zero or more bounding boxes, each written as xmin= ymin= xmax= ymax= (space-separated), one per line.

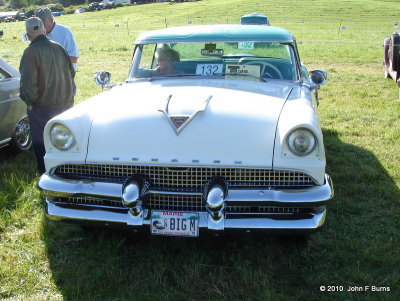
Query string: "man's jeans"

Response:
xmin=27 ymin=106 xmax=71 ymax=174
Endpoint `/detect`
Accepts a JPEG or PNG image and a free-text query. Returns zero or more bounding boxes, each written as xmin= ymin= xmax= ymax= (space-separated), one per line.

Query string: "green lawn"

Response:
xmin=0 ymin=0 xmax=399 ymax=300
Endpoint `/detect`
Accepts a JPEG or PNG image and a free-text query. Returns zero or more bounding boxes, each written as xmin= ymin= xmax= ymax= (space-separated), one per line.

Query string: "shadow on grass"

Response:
xmin=42 ymin=129 xmax=399 ymax=301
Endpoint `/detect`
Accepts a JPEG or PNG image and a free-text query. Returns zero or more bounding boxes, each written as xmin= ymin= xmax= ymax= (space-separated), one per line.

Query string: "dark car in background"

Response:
xmin=4 ymin=17 xmax=16 ymax=22
xmin=0 ymin=58 xmax=32 ymax=152
xmin=384 ymin=32 xmax=400 ymax=88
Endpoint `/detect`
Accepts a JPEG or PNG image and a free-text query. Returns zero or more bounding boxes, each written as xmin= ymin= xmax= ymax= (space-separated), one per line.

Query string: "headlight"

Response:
xmin=50 ymin=123 xmax=75 ymax=150
xmin=287 ymin=128 xmax=317 ymax=156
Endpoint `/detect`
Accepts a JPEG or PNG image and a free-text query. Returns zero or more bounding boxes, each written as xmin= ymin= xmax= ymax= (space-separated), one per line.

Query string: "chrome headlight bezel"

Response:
xmin=286 ymin=128 xmax=317 ymax=157
xmin=50 ymin=123 xmax=76 ymax=151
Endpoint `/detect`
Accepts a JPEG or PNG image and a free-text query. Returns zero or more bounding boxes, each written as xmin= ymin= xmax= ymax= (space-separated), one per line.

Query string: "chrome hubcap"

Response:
xmin=15 ymin=118 xmax=31 ymax=148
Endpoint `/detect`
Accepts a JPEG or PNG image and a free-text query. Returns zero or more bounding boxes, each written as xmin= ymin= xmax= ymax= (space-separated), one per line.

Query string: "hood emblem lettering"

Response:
xmin=170 ymin=116 xmax=190 ymax=129
xmin=158 ymin=95 xmax=212 ymax=135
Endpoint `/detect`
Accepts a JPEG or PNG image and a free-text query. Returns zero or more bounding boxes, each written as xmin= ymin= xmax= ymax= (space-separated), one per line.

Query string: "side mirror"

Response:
xmin=94 ymin=71 xmax=111 ymax=88
xmin=310 ymin=70 xmax=327 ymax=85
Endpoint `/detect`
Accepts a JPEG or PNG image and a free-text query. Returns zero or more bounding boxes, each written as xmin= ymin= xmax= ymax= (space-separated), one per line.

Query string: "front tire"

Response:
xmin=9 ymin=116 xmax=32 ymax=152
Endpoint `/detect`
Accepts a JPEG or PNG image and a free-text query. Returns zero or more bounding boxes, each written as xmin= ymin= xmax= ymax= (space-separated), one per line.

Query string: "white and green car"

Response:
xmin=39 ymin=23 xmax=333 ymax=237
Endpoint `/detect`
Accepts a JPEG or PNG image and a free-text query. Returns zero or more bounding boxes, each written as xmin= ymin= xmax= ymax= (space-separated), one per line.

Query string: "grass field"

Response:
xmin=1 ymin=0 xmax=399 ymax=300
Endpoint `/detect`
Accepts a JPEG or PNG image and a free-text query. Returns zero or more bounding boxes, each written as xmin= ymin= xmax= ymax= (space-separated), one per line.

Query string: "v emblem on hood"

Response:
xmin=158 ymin=95 xmax=212 ymax=135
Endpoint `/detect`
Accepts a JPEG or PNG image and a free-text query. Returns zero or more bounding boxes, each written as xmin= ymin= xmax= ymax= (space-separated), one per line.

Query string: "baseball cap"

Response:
xmin=25 ymin=17 xmax=45 ymax=34
xmin=35 ymin=7 xmax=53 ymax=22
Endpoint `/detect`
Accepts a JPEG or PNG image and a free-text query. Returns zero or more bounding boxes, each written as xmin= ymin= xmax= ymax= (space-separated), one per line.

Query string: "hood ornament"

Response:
xmin=158 ymin=95 xmax=212 ymax=135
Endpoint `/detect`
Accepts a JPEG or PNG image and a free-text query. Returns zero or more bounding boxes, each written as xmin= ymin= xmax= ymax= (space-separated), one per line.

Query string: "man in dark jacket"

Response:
xmin=19 ymin=17 xmax=75 ymax=174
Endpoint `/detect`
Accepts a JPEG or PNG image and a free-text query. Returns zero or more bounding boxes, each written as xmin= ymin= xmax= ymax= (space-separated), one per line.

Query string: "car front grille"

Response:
xmin=58 ymin=196 xmax=309 ymax=215
xmin=54 ymin=164 xmax=316 ymax=190
xmin=226 ymin=206 xmax=301 ymax=214
xmin=64 ymin=196 xmax=124 ymax=208
xmin=60 ymin=195 xmax=206 ymax=211
xmin=147 ymin=194 xmax=205 ymax=212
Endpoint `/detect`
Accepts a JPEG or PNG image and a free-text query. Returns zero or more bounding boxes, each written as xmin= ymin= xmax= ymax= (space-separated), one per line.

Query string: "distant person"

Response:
xmin=35 ymin=7 xmax=79 ymax=70
xmin=152 ymin=47 xmax=180 ymax=76
xmin=19 ymin=17 xmax=75 ymax=174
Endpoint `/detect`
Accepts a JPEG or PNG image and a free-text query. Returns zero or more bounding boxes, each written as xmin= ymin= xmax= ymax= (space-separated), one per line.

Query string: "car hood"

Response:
xmin=85 ymin=79 xmax=294 ymax=167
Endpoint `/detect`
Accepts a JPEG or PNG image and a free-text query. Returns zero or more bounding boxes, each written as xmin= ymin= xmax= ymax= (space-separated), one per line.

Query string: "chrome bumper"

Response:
xmin=39 ymin=173 xmax=333 ymax=231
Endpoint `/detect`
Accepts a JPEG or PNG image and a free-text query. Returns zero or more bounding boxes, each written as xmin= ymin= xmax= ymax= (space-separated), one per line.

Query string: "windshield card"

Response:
xmin=225 ymin=64 xmax=261 ymax=80
xmin=151 ymin=211 xmax=199 ymax=237
xmin=196 ymin=64 xmax=223 ymax=75
xmin=238 ymin=42 xmax=255 ymax=49
xmin=201 ymin=49 xmax=224 ymax=56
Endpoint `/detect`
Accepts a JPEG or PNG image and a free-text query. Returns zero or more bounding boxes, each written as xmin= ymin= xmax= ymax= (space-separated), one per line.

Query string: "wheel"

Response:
xmin=9 ymin=116 xmax=32 ymax=152
xmin=389 ymin=33 xmax=400 ymax=72
xmin=239 ymin=59 xmax=283 ymax=79
xmin=383 ymin=38 xmax=391 ymax=78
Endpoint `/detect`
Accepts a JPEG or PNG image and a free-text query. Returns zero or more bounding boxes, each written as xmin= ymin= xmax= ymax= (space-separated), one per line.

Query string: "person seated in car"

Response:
xmin=152 ymin=47 xmax=180 ymax=76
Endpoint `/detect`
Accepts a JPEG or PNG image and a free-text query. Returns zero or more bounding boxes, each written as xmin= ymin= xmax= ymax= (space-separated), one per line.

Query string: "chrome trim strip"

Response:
xmin=0 ymin=138 xmax=11 ymax=147
xmin=39 ymin=175 xmax=122 ymax=198
xmin=39 ymin=174 xmax=333 ymax=205
xmin=38 ymin=174 xmax=334 ymax=206
xmin=226 ymin=174 xmax=333 ymax=205
xmin=46 ymin=201 xmax=326 ymax=230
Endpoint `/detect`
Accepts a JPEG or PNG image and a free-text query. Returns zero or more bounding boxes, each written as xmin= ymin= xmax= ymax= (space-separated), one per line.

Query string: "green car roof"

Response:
xmin=135 ymin=24 xmax=295 ymax=44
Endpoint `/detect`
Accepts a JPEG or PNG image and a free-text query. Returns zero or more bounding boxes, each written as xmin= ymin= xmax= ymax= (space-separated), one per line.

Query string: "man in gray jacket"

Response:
xmin=19 ymin=17 xmax=75 ymax=174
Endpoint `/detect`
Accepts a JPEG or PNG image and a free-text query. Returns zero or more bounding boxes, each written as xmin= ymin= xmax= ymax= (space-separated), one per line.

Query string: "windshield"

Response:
xmin=129 ymin=42 xmax=298 ymax=81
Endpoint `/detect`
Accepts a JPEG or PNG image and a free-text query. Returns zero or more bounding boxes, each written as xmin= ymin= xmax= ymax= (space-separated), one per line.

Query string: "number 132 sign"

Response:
xmin=196 ymin=64 xmax=223 ymax=75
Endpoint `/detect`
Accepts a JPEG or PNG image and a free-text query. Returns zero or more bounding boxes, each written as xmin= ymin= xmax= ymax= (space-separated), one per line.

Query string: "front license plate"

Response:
xmin=151 ymin=211 xmax=199 ymax=237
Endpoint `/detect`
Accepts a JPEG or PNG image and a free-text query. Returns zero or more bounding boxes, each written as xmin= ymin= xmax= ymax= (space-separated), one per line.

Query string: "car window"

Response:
xmin=0 ymin=69 xmax=8 ymax=80
xmin=300 ymin=65 xmax=311 ymax=84
xmin=130 ymin=42 xmax=298 ymax=81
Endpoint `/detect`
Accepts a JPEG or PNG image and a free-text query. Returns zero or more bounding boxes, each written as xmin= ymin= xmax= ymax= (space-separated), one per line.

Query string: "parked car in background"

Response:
xmin=15 ymin=12 xmax=26 ymax=21
xmin=103 ymin=1 xmax=116 ymax=9
xmin=39 ymin=22 xmax=333 ymax=237
xmin=88 ymin=2 xmax=103 ymax=11
xmin=4 ymin=17 xmax=16 ymax=22
xmin=51 ymin=12 xmax=64 ymax=17
xmin=0 ymin=58 xmax=32 ymax=152
xmin=74 ymin=8 xmax=86 ymax=14
xmin=384 ymin=32 xmax=400 ymax=87
xmin=240 ymin=13 xmax=270 ymax=25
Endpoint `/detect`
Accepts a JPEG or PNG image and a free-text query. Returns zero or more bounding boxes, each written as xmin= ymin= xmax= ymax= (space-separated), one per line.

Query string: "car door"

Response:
xmin=0 ymin=65 xmax=23 ymax=148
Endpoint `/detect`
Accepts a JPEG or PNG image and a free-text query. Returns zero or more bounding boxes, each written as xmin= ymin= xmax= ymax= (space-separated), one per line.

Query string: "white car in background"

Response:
xmin=38 ymin=23 xmax=333 ymax=237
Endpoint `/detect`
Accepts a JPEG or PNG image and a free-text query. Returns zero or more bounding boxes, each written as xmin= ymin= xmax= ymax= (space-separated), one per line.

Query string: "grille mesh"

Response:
xmin=60 ymin=195 xmax=205 ymax=211
xmin=60 ymin=196 xmax=306 ymax=214
xmin=226 ymin=206 xmax=301 ymax=214
xmin=147 ymin=194 xmax=205 ymax=212
xmin=54 ymin=164 xmax=315 ymax=189
xmin=64 ymin=196 xmax=124 ymax=208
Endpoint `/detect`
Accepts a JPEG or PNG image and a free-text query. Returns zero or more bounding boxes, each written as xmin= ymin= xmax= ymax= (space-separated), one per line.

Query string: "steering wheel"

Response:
xmin=238 ymin=60 xmax=283 ymax=79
